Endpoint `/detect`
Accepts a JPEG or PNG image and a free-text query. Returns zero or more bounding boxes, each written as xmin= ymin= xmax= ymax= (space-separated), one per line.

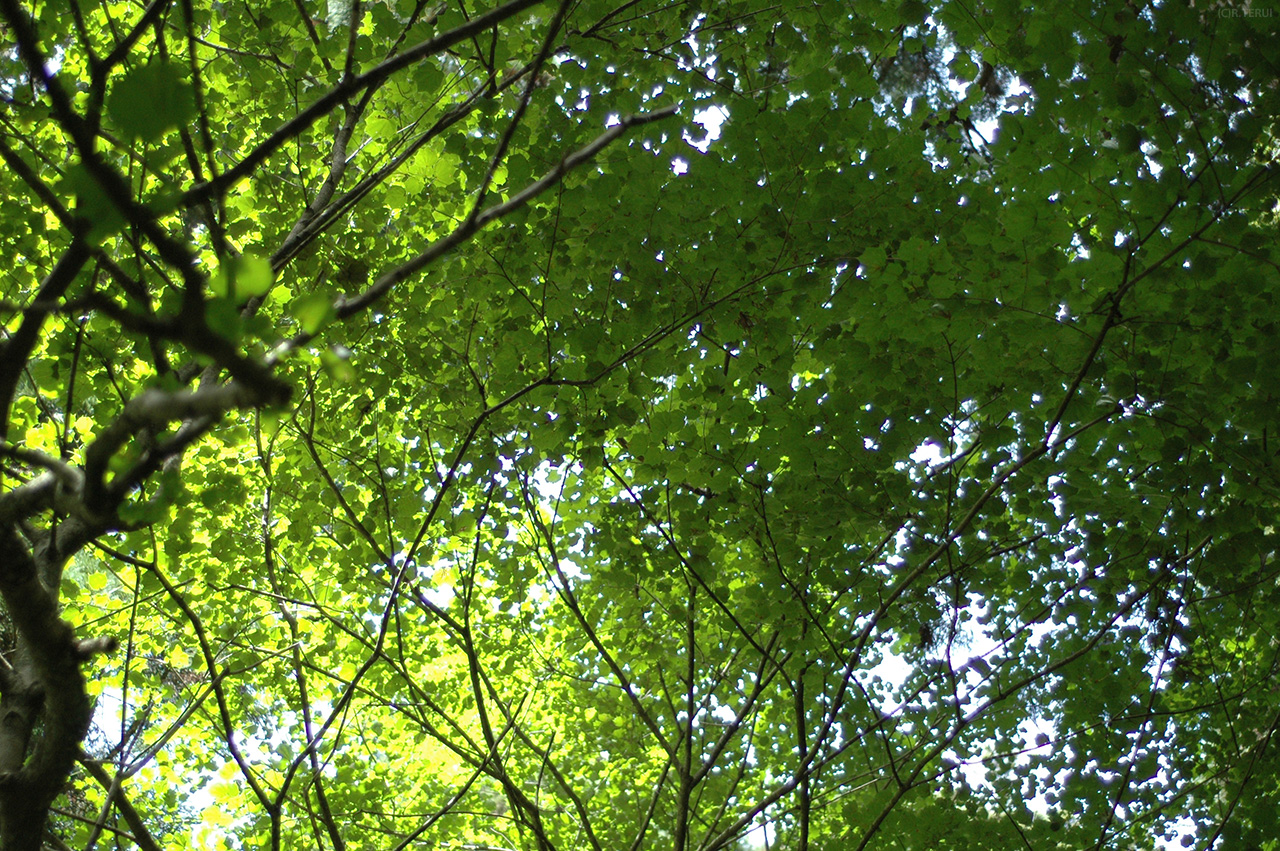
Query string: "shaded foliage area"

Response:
xmin=0 ymin=0 xmax=1278 ymax=849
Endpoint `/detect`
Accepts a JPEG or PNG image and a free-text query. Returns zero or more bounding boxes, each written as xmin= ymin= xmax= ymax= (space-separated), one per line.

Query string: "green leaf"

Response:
xmin=290 ymin=293 xmax=336 ymax=334
xmin=209 ymin=254 xmax=274 ymax=300
xmin=320 ymin=346 xmax=354 ymax=382
xmin=106 ymin=62 xmax=196 ymax=142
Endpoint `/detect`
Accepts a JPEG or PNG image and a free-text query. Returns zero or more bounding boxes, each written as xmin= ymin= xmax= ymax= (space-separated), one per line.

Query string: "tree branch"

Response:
xmin=332 ymin=104 xmax=678 ymax=321
xmin=180 ymin=0 xmax=549 ymax=208
xmin=0 ymin=241 xmax=91 ymax=441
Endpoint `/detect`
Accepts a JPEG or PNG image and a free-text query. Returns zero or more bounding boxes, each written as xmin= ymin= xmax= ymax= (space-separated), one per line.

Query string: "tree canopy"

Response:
xmin=0 ymin=0 xmax=1278 ymax=848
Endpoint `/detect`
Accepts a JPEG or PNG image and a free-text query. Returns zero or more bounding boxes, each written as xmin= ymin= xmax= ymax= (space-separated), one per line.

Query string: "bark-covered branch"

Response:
xmin=0 ymin=241 xmax=91 ymax=440
xmin=80 ymin=383 xmax=278 ymax=511
xmin=0 ymin=528 xmax=102 ymax=849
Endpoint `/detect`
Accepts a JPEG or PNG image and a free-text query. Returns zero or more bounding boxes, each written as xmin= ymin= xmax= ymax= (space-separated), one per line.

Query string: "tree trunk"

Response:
xmin=0 ymin=527 xmax=97 ymax=849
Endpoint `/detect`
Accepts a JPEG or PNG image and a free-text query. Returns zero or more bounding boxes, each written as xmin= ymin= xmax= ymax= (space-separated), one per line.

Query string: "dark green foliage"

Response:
xmin=0 ymin=1 xmax=1277 ymax=849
